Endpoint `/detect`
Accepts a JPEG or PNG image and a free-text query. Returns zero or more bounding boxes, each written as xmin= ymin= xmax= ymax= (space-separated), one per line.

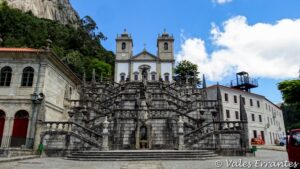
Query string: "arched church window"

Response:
xmin=120 ymin=73 xmax=126 ymax=81
xmin=0 ymin=66 xmax=12 ymax=86
xmin=122 ymin=42 xmax=126 ymax=50
xmin=164 ymin=42 xmax=168 ymax=50
xmin=151 ymin=72 xmax=156 ymax=81
xmin=164 ymin=73 xmax=170 ymax=82
xmin=21 ymin=67 xmax=34 ymax=87
xmin=134 ymin=72 xmax=139 ymax=81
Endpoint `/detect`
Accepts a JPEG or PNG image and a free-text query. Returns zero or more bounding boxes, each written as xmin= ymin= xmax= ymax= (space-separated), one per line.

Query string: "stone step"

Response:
xmin=67 ymin=150 xmax=219 ymax=161
xmin=71 ymin=152 xmax=216 ymax=156
xmin=67 ymin=157 xmax=220 ymax=161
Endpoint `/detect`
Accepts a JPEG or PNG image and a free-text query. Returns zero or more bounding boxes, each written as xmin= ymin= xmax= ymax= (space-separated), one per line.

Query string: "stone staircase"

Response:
xmin=66 ymin=150 xmax=219 ymax=161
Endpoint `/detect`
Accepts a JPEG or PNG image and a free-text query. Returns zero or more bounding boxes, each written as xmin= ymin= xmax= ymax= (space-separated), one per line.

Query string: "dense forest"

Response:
xmin=0 ymin=2 xmax=115 ymax=80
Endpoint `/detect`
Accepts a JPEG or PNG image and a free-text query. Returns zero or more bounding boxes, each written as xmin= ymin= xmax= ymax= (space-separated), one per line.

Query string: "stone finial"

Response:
xmin=178 ymin=116 xmax=183 ymax=123
xmin=83 ymin=71 xmax=86 ymax=87
xmin=100 ymin=72 xmax=103 ymax=82
xmin=92 ymin=69 xmax=96 ymax=83
xmin=202 ymin=74 xmax=206 ymax=89
xmin=103 ymin=116 xmax=109 ymax=128
xmin=46 ymin=38 xmax=52 ymax=50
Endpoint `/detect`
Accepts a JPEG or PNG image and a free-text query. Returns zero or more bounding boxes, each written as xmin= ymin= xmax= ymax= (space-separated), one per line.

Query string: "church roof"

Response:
xmin=0 ymin=47 xmax=81 ymax=85
xmin=131 ymin=50 xmax=158 ymax=61
xmin=0 ymin=47 xmax=43 ymax=52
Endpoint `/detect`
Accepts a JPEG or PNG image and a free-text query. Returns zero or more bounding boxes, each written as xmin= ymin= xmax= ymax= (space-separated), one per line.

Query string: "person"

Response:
xmin=38 ymin=142 xmax=44 ymax=156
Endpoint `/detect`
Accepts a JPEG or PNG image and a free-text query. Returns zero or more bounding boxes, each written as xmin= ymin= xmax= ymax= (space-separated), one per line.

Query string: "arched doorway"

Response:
xmin=139 ymin=125 xmax=148 ymax=149
xmin=138 ymin=65 xmax=151 ymax=81
xmin=0 ymin=110 xmax=5 ymax=145
xmin=10 ymin=110 xmax=29 ymax=147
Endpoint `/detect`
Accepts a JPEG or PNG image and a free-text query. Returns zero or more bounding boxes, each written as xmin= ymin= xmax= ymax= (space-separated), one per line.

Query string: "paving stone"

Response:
xmin=122 ymin=162 xmax=164 ymax=169
xmin=0 ymin=150 xmax=289 ymax=169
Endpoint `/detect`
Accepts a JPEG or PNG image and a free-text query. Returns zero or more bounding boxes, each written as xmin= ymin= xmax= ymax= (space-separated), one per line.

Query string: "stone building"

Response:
xmin=0 ymin=48 xmax=80 ymax=151
xmin=206 ymin=72 xmax=286 ymax=145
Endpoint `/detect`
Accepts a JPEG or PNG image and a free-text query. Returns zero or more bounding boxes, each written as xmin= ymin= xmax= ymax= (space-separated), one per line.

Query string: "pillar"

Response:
xmin=178 ymin=116 xmax=184 ymax=150
xmin=101 ymin=116 xmax=109 ymax=151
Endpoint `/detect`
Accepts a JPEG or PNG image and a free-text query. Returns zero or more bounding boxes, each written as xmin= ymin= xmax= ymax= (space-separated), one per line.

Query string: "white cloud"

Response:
xmin=212 ymin=0 xmax=232 ymax=4
xmin=176 ymin=16 xmax=300 ymax=81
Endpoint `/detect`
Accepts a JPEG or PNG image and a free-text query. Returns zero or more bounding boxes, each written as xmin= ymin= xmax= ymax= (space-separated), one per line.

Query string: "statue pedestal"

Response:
xmin=178 ymin=116 xmax=184 ymax=150
xmin=101 ymin=117 xmax=109 ymax=151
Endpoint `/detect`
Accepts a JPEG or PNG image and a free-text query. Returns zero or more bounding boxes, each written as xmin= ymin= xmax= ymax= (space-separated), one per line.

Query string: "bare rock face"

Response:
xmin=4 ymin=0 xmax=80 ymax=25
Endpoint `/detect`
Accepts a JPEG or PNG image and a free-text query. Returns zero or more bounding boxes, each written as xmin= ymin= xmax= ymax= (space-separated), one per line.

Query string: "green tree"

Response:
xmin=0 ymin=4 xmax=115 ymax=79
xmin=278 ymin=80 xmax=300 ymax=104
xmin=85 ymin=58 xmax=112 ymax=81
xmin=175 ymin=60 xmax=199 ymax=82
xmin=62 ymin=51 xmax=85 ymax=75
xmin=278 ymin=79 xmax=300 ymax=130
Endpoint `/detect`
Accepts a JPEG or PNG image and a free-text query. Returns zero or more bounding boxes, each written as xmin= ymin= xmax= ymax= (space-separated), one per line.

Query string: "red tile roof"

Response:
xmin=0 ymin=47 xmax=43 ymax=52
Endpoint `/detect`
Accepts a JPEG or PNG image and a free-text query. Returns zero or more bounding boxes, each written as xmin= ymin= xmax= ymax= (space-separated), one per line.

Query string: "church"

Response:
xmin=114 ymin=30 xmax=174 ymax=83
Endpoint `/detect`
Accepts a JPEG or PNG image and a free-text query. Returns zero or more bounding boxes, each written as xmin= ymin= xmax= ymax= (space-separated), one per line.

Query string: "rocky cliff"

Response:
xmin=4 ymin=0 xmax=80 ymax=25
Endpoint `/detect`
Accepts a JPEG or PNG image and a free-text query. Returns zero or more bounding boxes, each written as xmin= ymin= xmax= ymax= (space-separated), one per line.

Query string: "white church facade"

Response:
xmin=114 ymin=30 xmax=174 ymax=83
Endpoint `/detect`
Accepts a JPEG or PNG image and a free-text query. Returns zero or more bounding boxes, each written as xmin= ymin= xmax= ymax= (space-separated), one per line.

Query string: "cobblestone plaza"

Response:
xmin=0 ymin=150 xmax=290 ymax=169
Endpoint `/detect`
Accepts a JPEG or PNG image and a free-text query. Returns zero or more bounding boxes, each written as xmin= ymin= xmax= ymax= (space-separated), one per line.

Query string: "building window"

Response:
xmin=250 ymin=99 xmax=253 ymax=106
xmin=69 ymin=87 xmax=72 ymax=98
xmin=21 ymin=67 xmax=34 ymax=87
xmin=251 ymin=114 xmax=255 ymax=121
xmin=235 ymin=111 xmax=239 ymax=120
xmin=151 ymin=72 xmax=156 ymax=81
xmin=151 ymin=74 xmax=155 ymax=81
xmin=0 ymin=66 xmax=12 ymax=86
xmin=259 ymin=115 xmax=262 ymax=122
xmin=257 ymin=101 xmax=260 ymax=108
xmin=226 ymin=110 xmax=230 ymax=118
xmin=121 ymin=42 xmax=126 ymax=50
xmin=242 ymin=97 xmax=246 ymax=105
xmin=120 ymin=73 xmax=125 ymax=82
xmin=233 ymin=95 xmax=237 ymax=103
xmin=253 ymin=130 xmax=257 ymax=138
xmin=224 ymin=93 xmax=228 ymax=101
xmin=134 ymin=74 xmax=138 ymax=81
xmin=164 ymin=73 xmax=169 ymax=82
xmin=164 ymin=42 xmax=168 ymax=50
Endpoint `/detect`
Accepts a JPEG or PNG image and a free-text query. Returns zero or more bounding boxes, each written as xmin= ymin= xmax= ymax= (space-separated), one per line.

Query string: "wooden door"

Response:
xmin=10 ymin=110 xmax=29 ymax=147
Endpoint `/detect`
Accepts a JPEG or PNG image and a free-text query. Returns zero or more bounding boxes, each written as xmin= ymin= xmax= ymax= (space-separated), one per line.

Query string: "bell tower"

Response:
xmin=115 ymin=29 xmax=133 ymax=82
xmin=157 ymin=30 xmax=174 ymax=61
xmin=116 ymin=29 xmax=133 ymax=60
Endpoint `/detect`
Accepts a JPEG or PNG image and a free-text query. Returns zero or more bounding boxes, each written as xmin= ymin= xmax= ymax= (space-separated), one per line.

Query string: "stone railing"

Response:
xmin=184 ymin=121 xmax=245 ymax=146
xmin=41 ymin=121 xmax=102 ymax=148
xmin=184 ymin=122 xmax=214 ymax=145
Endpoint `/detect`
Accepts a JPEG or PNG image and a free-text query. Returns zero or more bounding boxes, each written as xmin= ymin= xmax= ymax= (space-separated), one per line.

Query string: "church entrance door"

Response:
xmin=139 ymin=125 xmax=148 ymax=149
